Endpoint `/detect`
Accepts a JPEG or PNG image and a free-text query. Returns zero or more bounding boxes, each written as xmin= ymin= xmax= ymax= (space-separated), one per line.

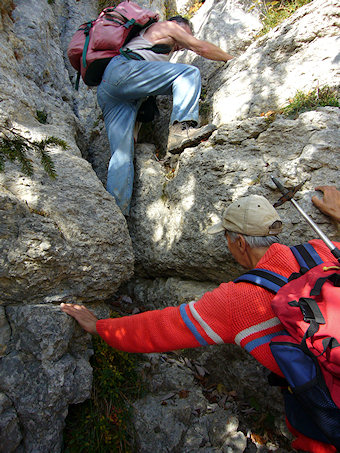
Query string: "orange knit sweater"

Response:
xmin=97 ymin=239 xmax=338 ymax=376
xmin=96 ymin=239 xmax=339 ymax=453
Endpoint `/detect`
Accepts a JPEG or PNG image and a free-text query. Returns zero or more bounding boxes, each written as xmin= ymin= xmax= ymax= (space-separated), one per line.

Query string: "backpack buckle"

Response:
xmin=289 ymin=297 xmax=325 ymax=324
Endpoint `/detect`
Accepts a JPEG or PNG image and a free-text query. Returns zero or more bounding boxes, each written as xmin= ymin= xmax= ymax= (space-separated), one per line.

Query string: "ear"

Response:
xmin=238 ymin=235 xmax=247 ymax=254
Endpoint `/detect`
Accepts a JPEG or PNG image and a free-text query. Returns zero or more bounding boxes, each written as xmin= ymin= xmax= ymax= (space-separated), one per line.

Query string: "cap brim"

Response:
xmin=207 ymin=221 xmax=225 ymax=234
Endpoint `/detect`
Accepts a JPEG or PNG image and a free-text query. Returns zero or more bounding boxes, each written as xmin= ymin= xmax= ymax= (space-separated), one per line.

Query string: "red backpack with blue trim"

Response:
xmin=234 ymin=242 xmax=340 ymax=448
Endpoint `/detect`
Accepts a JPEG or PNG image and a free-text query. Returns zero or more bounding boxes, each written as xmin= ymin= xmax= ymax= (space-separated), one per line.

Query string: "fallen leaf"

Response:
xmin=216 ymin=383 xmax=227 ymax=394
xmin=251 ymin=433 xmax=266 ymax=445
xmin=178 ymin=390 xmax=190 ymax=399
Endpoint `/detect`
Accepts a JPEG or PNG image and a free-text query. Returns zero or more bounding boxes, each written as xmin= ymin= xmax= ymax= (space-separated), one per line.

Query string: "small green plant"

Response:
xmin=281 ymin=85 xmax=339 ymax=118
xmin=63 ymin=334 xmax=144 ymax=453
xmin=251 ymin=0 xmax=312 ymax=37
xmin=0 ymin=123 xmax=67 ymax=178
xmin=36 ymin=110 xmax=48 ymax=124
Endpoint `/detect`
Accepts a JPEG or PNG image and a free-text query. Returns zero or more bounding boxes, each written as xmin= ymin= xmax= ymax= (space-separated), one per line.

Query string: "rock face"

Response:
xmin=130 ymin=109 xmax=339 ymax=283
xmin=133 ymin=346 xmax=289 ymax=452
xmin=1 ymin=155 xmax=133 ymax=304
xmin=0 ymin=0 xmax=339 ymax=451
xmin=0 ymin=305 xmax=94 ymax=452
xmin=0 ymin=1 xmax=133 ymax=451
xmin=209 ymin=0 xmax=340 ymax=125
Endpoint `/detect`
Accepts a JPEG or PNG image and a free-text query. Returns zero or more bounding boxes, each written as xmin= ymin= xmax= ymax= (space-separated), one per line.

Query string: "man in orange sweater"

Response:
xmin=61 ymin=186 xmax=340 ymax=453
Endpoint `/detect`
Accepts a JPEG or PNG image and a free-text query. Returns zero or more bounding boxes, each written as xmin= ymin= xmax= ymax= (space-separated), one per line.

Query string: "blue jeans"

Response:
xmin=97 ymin=55 xmax=201 ymax=215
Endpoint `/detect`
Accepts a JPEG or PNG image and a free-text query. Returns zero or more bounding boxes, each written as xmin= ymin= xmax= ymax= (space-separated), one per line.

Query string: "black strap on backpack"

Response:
xmin=234 ymin=243 xmax=323 ymax=293
xmin=311 ymin=272 xmax=340 ymax=296
xmin=234 ymin=268 xmax=287 ymax=294
xmin=290 ymin=243 xmax=323 ymax=272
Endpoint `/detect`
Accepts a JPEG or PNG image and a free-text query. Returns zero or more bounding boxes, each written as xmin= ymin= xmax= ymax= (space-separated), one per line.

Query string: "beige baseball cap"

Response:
xmin=208 ymin=195 xmax=282 ymax=236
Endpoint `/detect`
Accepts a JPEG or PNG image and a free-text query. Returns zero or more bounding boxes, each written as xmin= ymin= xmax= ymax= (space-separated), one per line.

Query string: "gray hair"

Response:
xmin=168 ymin=16 xmax=194 ymax=33
xmin=226 ymin=230 xmax=280 ymax=248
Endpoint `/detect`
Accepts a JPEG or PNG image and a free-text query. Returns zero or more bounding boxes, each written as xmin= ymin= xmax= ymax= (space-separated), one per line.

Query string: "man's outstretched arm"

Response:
xmin=163 ymin=21 xmax=234 ymax=61
xmin=60 ymin=284 xmax=234 ymax=353
xmin=312 ymin=186 xmax=340 ymax=223
xmin=60 ymin=302 xmax=204 ymax=352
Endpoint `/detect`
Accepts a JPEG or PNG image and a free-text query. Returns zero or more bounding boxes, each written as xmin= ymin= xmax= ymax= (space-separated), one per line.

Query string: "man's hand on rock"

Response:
xmin=60 ymin=303 xmax=99 ymax=335
xmin=312 ymin=186 xmax=340 ymax=223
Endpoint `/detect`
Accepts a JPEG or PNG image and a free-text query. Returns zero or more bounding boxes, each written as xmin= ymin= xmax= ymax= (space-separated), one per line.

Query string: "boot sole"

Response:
xmin=168 ymin=124 xmax=217 ymax=154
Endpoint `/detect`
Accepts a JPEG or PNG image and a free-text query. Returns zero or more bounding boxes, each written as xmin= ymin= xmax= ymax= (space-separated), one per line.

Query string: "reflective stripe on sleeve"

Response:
xmin=179 ymin=304 xmax=209 ymax=346
xmin=188 ymin=301 xmax=224 ymax=345
xmin=234 ymin=317 xmax=282 ymax=346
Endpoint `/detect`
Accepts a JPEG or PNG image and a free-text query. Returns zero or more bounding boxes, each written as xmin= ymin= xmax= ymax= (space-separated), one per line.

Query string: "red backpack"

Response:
xmin=67 ymin=1 xmax=159 ymax=87
xmin=234 ymin=242 xmax=340 ymax=448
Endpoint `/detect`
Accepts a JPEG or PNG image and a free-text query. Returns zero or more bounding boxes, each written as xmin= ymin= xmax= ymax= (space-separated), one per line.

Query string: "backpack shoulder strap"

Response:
xmin=290 ymin=242 xmax=323 ymax=270
xmin=82 ymin=21 xmax=94 ymax=68
xmin=233 ymin=243 xmax=323 ymax=293
xmin=234 ymin=269 xmax=288 ymax=294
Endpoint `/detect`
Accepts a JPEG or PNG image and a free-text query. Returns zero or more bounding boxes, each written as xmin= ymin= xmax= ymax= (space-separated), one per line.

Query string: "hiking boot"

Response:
xmin=167 ymin=121 xmax=217 ymax=154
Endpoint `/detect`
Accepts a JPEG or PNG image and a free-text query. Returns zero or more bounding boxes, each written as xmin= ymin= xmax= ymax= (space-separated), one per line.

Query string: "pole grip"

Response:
xmin=272 ymin=177 xmax=340 ymax=263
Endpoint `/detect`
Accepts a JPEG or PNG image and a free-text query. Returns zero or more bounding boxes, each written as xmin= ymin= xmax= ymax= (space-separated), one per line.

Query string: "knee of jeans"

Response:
xmin=188 ymin=65 xmax=201 ymax=83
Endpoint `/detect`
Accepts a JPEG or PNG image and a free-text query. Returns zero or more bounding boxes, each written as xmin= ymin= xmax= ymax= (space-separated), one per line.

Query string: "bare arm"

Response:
xmin=150 ymin=21 xmax=234 ymax=62
xmin=312 ymin=186 xmax=340 ymax=223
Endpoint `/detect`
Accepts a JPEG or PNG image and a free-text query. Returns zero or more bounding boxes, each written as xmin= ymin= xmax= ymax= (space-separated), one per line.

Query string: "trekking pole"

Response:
xmin=271 ymin=176 xmax=340 ymax=262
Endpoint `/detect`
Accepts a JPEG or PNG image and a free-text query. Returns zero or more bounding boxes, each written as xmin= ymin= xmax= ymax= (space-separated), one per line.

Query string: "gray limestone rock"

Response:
xmin=0 ymin=0 xmax=339 ymax=451
xmin=0 ymin=303 xmax=108 ymax=452
xmin=0 ymin=307 xmax=11 ymax=358
xmin=0 ymin=156 xmax=134 ymax=304
xmin=130 ymin=108 xmax=339 ymax=283
xmin=0 ymin=393 xmax=22 ymax=453
xmin=125 ymin=276 xmax=217 ymax=310
xmin=0 ymin=0 xmax=134 ymax=306
xmin=209 ymin=0 xmax=340 ymax=125
xmin=133 ymin=346 xmax=288 ymax=452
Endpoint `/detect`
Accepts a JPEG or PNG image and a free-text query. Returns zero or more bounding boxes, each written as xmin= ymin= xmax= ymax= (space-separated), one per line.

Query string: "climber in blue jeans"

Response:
xmin=97 ymin=16 xmax=234 ymax=216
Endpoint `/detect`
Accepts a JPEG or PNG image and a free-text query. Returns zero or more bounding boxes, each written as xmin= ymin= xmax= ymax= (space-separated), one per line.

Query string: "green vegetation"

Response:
xmin=164 ymin=0 xmax=178 ymax=19
xmin=63 ymin=335 xmax=144 ymax=453
xmin=251 ymin=0 xmax=312 ymax=36
xmin=182 ymin=0 xmax=204 ymax=19
xmin=0 ymin=123 xmax=66 ymax=177
xmin=281 ymin=85 xmax=339 ymax=118
xmin=36 ymin=110 xmax=48 ymax=124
